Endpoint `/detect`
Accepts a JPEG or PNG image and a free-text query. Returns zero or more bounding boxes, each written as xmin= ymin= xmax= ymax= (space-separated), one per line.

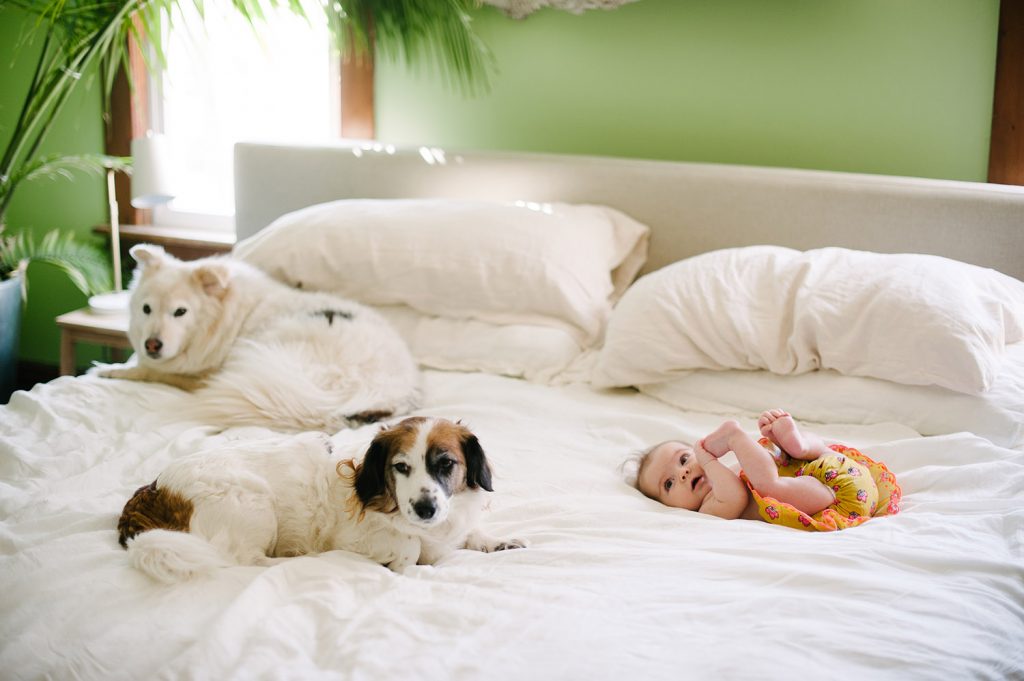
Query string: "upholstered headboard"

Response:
xmin=234 ymin=141 xmax=1024 ymax=280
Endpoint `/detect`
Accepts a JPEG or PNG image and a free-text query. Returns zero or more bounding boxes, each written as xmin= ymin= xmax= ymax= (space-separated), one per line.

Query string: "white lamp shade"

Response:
xmin=130 ymin=134 xmax=176 ymax=208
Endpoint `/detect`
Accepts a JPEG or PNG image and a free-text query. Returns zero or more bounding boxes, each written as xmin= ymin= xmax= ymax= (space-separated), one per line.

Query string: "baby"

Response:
xmin=633 ymin=409 xmax=901 ymax=531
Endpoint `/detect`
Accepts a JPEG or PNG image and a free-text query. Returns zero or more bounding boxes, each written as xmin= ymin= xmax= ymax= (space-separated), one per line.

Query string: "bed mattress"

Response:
xmin=2 ymin=369 xmax=1021 ymax=679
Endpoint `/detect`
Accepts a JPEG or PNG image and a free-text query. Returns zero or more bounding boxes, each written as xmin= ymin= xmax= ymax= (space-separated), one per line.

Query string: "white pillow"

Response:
xmin=374 ymin=305 xmax=584 ymax=384
xmin=234 ymin=199 xmax=650 ymax=345
xmin=592 ymin=246 xmax=1024 ymax=394
xmin=638 ymin=342 xmax=1024 ymax=449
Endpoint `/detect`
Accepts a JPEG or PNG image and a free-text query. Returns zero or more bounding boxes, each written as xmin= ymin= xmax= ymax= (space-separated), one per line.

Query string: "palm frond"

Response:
xmin=334 ymin=0 xmax=493 ymax=95
xmin=0 ymin=229 xmax=113 ymax=297
xmin=0 ymin=0 xmax=142 ymax=217
xmin=13 ymin=153 xmax=132 ymax=187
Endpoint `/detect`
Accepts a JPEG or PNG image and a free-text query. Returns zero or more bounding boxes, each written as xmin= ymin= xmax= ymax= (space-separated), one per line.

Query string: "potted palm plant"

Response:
xmin=0 ymin=0 xmax=493 ymax=401
xmin=1 ymin=228 xmax=113 ymax=400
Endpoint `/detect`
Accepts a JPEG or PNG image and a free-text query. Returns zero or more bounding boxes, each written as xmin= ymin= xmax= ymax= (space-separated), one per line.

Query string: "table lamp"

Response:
xmin=89 ymin=133 xmax=175 ymax=314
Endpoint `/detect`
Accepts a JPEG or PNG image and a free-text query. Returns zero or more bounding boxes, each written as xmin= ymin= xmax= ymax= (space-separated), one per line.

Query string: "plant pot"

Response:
xmin=1 ymin=273 xmax=23 ymax=404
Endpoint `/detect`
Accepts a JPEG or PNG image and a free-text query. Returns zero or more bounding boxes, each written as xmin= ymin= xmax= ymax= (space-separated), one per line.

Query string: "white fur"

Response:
xmin=98 ymin=245 xmax=421 ymax=431
xmin=124 ymin=420 xmax=525 ymax=582
xmin=128 ymin=530 xmax=235 ymax=584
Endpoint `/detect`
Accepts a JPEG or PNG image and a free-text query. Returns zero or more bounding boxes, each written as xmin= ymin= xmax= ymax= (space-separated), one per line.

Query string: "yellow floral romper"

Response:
xmin=740 ymin=438 xmax=902 ymax=531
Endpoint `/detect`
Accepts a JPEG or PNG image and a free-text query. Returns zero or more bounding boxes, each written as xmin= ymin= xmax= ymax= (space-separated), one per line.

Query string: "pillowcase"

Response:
xmin=233 ymin=198 xmax=650 ymax=345
xmin=374 ymin=305 xmax=584 ymax=384
xmin=637 ymin=341 xmax=1024 ymax=449
xmin=592 ymin=246 xmax=1024 ymax=394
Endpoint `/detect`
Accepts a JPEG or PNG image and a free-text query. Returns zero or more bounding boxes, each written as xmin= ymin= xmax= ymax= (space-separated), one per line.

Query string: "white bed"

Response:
xmin=2 ymin=142 xmax=1023 ymax=680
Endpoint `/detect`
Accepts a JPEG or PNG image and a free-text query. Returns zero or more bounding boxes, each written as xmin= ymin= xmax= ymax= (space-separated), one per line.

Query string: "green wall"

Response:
xmin=1 ymin=10 xmax=109 ymax=369
xmin=378 ymin=0 xmax=999 ymax=182
xmin=0 ymin=0 xmax=1003 ymax=370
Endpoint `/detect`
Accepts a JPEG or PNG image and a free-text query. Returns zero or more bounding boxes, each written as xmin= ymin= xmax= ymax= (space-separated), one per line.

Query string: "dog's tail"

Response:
xmin=126 ymin=529 xmax=235 ymax=583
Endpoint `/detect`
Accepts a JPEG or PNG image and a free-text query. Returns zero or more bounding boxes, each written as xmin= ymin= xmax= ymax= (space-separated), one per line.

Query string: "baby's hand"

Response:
xmin=694 ymin=440 xmax=718 ymax=467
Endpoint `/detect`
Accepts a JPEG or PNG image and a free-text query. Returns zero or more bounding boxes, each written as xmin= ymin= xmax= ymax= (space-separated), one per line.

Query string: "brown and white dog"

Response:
xmin=118 ymin=417 xmax=526 ymax=582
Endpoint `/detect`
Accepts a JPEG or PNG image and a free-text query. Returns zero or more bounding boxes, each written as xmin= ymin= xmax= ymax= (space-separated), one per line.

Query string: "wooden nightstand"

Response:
xmin=55 ymin=307 xmax=132 ymax=376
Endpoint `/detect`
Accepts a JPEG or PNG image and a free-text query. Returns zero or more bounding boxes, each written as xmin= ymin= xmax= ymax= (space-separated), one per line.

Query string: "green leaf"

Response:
xmin=332 ymin=0 xmax=493 ymax=94
xmin=15 ymin=153 xmax=132 ymax=186
xmin=0 ymin=228 xmax=113 ymax=298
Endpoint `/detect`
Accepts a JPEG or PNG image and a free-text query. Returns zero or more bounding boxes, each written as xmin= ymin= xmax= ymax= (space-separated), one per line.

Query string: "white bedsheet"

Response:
xmin=1 ymin=370 xmax=1022 ymax=680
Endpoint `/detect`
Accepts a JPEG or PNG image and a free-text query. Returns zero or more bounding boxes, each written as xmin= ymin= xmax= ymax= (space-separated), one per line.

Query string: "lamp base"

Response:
xmin=88 ymin=290 xmax=131 ymax=315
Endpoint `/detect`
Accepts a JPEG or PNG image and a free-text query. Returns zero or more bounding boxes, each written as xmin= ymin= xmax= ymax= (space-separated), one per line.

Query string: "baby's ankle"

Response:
xmin=704 ymin=420 xmax=743 ymax=456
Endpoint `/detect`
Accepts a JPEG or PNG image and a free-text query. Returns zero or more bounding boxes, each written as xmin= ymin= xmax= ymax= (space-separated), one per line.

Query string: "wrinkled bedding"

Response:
xmin=1 ymin=370 xmax=1022 ymax=679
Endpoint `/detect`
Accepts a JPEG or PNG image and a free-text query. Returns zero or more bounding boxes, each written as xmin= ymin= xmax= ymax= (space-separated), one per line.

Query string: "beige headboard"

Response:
xmin=234 ymin=141 xmax=1024 ymax=281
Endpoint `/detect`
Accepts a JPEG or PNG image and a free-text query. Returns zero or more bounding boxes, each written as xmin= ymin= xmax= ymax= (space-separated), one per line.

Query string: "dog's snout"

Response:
xmin=145 ymin=337 xmax=163 ymax=357
xmin=413 ymin=499 xmax=436 ymax=521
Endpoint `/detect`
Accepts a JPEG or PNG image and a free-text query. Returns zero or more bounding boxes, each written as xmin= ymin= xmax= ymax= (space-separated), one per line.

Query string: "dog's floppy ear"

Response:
xmin=461 ymin=432 xmax=493 ymax=492
xmin=130 ymin=244 xmax=169 ymax=271
xmin=192 ymin=261 xmax=231 ymax=299
xmin=355 ymin=428 xmax=394 ymax=507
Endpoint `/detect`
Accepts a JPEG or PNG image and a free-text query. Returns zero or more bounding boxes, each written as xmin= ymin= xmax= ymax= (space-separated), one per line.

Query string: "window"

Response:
xmin=151 ymin=1 xmax=338 ymax=228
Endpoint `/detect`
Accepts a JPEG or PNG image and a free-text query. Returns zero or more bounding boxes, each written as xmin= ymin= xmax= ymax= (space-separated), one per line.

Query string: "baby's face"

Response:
xmin=638 ymin=441 xmax=711 ymax=510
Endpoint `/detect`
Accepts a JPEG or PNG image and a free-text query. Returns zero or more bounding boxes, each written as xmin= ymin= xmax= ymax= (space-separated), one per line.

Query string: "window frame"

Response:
xmin=106 ymin=24 xmax=375 ymax=232
xmin=988 ymin=0 xmax=1023 ymax=185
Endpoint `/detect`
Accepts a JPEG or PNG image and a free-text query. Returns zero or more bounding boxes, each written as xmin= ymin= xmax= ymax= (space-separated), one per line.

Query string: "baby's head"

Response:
xmin=629 ymin=440 xmax=709 ymax=511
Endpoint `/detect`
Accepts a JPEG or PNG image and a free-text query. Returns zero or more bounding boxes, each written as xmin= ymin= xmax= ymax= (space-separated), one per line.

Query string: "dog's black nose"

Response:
xmin=145 ymin=337 xmax=163 ymax=357
xmin=413 ymin=499 xmax=436 ymax=520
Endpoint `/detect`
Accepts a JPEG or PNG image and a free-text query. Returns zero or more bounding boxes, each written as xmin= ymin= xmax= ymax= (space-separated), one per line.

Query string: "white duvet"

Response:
xmin=1 ymin=370 xmax=1022 ymax=680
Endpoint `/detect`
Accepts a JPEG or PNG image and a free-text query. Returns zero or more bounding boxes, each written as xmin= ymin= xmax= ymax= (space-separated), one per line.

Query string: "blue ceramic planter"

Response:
xmin=1 ymin=274 xmax=22 ymax=403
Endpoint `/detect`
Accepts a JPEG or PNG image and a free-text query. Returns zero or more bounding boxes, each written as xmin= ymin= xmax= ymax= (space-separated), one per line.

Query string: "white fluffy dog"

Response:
xmin=118 ymin=417 xmax=526 ymax=581
xmin=98 ymin=244 xmax=420 ymax=431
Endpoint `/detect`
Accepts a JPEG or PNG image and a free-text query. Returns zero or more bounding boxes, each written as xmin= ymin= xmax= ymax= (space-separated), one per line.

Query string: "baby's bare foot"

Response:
xmin=758 ymin=409 xmax=812 ymax=459
xmin=701 ymin=420 xmax=741 ymax=457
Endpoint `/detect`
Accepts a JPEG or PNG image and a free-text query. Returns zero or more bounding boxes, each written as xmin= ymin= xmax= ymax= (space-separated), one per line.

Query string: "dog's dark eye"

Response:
xmin=173 ymin=307 xmax=187 ymax=317
xmin=438 ymin=458 xmax=455 ymax=473
xmin=142 ymin=304 xmax=151 ymax=315
xmin=393 ymin=462 xmax=410 ymax=475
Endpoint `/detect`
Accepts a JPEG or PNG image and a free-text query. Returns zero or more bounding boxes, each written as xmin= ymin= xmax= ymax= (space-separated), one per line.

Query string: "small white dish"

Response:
xmin=88 ymin=290 xmax=131 ymax=315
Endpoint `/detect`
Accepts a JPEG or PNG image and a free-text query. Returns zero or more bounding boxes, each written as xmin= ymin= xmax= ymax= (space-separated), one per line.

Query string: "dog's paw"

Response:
xmin=93 ymin=365 xmax=131 ymax=379
xmin=382 ymin=535 xmax=421 ymax=573
xmin=489 ymin=538 xmax=528 ymax=552
xmin=466 ymin=531 xmax=529 ymax=553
